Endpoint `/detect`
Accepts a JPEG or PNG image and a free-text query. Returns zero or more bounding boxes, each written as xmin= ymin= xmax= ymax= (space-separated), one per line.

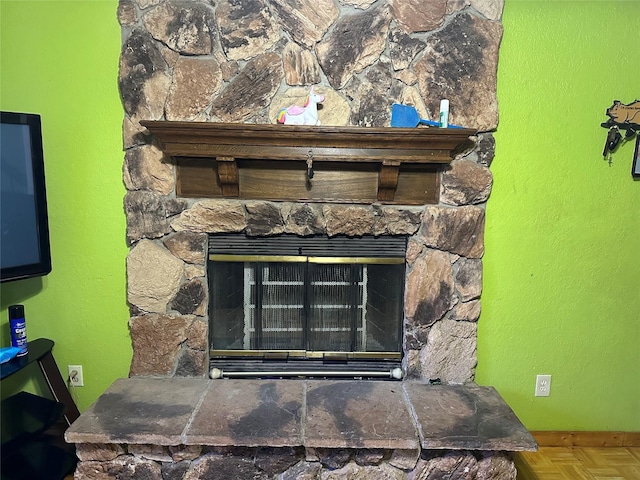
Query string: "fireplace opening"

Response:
xmin=208 ymin=234 xmax=406 ymax=379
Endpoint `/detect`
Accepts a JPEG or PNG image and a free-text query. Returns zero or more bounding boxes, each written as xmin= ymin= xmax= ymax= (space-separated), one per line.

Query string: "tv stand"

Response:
xmin=1 ymin=338 xmax=80 ymax=480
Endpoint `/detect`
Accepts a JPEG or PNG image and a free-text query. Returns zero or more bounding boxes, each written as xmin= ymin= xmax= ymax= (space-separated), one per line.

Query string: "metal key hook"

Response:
xmin=306 ymin=149 xmax=314 ymax=179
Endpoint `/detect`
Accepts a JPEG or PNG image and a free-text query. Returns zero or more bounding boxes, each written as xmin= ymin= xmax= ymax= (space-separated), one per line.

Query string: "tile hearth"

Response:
xmin=66 ymin=378 xmax=536 ymax=479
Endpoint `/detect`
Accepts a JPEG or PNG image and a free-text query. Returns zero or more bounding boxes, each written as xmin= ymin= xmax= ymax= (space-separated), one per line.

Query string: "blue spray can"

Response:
xmin=9 ymin=304 xmax=28 ymax=356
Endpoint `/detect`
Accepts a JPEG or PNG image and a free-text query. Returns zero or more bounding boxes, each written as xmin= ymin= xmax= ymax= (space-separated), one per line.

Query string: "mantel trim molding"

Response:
xmin=141 ymin=122 xmax=477 ymax=205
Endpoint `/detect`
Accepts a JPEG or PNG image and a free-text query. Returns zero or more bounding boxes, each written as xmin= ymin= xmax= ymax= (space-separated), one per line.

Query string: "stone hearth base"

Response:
xmin=66 ymin=378 xmax=536 ymax=479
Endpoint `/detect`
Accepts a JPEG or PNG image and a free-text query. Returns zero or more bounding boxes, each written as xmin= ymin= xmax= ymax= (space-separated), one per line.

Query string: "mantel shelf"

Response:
xmin=141 ymin=121 xmax=477 ymax=205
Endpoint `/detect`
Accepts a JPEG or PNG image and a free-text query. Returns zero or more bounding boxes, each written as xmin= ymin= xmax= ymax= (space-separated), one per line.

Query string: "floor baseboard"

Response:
xmin=531 ymin=431 xmax=640 ymax=447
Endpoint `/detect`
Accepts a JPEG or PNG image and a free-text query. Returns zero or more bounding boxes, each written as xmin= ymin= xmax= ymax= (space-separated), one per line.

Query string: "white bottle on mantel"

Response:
xmin=439 ymin=99 xmax=449 ymax=128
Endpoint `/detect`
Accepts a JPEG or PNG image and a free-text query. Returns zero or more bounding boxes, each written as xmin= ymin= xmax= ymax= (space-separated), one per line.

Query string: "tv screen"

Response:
xmin=1 ymin=111 xmax=52 ymax=282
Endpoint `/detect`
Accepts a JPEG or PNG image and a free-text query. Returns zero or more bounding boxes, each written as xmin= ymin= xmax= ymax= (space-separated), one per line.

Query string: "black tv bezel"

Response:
xmin=0 ymin=111 xmax=52 ymax=283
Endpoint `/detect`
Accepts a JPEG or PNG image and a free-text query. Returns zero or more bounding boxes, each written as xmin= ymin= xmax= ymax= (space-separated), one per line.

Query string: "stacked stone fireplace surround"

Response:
xmin=65 ymin=0 xmax=538 ymax=478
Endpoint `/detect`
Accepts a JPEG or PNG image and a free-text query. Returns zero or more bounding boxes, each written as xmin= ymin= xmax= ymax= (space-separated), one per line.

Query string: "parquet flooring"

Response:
xmin=515 ymin=446 xmax=640 ymax=480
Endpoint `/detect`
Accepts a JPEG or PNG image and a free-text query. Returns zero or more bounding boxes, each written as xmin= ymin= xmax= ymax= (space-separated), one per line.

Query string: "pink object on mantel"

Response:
xmin=277 ymin=87 xmax=325 ymax=126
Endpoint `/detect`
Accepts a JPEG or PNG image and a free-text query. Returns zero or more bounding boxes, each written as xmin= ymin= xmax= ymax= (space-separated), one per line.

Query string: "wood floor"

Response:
xmin=514 ymin=446 xmax=640 ymax=480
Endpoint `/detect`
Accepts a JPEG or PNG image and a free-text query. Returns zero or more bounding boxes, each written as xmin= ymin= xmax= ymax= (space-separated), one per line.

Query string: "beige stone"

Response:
xmin=282 ymin=42 xmax=321 ymax=86
xmin=123 ymin=144 xmax=174 ymax=195
xmin=373 ymin=207 xmax=422 ymax=236
xmin=476 ymin=451 xmax=517 ymax=480
xmin=320 ymin=461 xmax=404 ymax=480
xmin=127 ymin=239 xmax=184 ymax=313
xmin=389 ymin=448 xmax=420 ymax=470
xmin=135 ymin=0 xmax=161 ymax=8
xmin=451 ymin=300 xmax=481 ymax=322
xmin=187 ymin=318 xmax=208 ymax=351
xmin=270 ymin=86 xmax=349 ymax=126
xmin=323 ymin=205 xmax=375 ymax=237
xmin=75 ymin=443 xmax=125 ymax=462
xmin=163 ymin=231 xmax=207 ymax=265
xmin=405 ymin=239 xmax=423 ymax=266
xmin=398 ymin=86 xmax=430 ymax=121
xmin=171 ymin=200 xmax=246 ymax=233
xmin=123 ymin=115 xmax=147 ymax=149
xmin=166 ymin=57 xmax=222 ymax=121
xmin=338 ymin=0 xmax=377 ymax=9
xmin=128 ymin=444 xmax=172 ymax=462
xmin=391 ymin=0 xmax=447 ymax=33
xmin=441 ymin=159 xmax=493 ymax=206
xmin=128 ymin=313 xmax=192 ymax=376
xmin=160 ymin=44 xmax=180 ymax=68
xmin=184 ymin=264 xmax=205 ymax=280
xmin=420 ymin=319 xmax=477 ymax=383
xmin=169 ymin=445 xmax=202 ymax=462
xmin=448 ymin=0 xmax=505 ymax=20
xmin=117 ymin=0 xmax=137 ymax=26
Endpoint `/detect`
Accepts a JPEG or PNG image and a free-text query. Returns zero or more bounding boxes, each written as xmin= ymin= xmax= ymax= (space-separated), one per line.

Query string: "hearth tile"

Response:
xmin=403 ymin=383 xmax=538 ymax=451
xmin=304 ymin=380 xmax=418 ymax=449
xmin=65 ymin=377 xmax=210 ymax=445
xmin=185 ymin=379 xmax=303 ymax=447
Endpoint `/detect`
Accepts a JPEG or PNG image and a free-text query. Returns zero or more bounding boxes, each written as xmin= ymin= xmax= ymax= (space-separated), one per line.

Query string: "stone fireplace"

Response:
xmin=64 ymin=1 xmax=537 ymax=479
xmin=120 ymin=0 xmax=500 ymax=383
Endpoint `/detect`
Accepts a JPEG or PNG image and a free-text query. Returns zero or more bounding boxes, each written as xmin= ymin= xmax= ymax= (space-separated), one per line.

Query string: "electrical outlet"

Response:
xmin=535 ymin=374 xmax=551 ymax=397
xmin=68 ymin=365 xmax=84 ymax=387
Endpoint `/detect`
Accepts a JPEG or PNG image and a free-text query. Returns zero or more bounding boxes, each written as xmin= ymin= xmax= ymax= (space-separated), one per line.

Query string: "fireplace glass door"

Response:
xmin=208 ymin=235 xmax=405 ymax=363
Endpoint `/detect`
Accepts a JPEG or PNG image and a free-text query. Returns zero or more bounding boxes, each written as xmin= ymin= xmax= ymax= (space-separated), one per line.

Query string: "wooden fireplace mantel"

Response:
xmin=141 ymin=121 xmax=476 ymax=205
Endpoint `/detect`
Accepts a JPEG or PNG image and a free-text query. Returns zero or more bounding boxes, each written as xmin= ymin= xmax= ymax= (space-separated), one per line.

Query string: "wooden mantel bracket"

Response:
xmin=141 ymin=121 xmax=476 ymax=205
xmin=216 ymin=156 xmax=239 ymax=197
xmin=378 ymin=161 xmax=401 ymax=202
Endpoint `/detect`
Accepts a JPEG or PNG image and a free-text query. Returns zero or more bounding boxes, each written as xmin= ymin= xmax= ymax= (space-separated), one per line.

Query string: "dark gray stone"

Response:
xmin=254 ymin=447 xmax=301 ymax=475
xmin=125 ymin=191 xmax=173 ymax=245
xmin=216 ymin=0 xmax=279 ymax=60
xmin=349 ymin=59 xmax=403 ymax=127
xmin=389 ymin=25 xmax=426 ymax=71
xmin=119 ymin=28 xmax=168 ymax=117
xmin=245 ymin=202 xmax=285 ymax=236
xmin=354 ymin=449 xmax=386 ymax=466
xmin=415 ymin=13 xmax=503 ymax=131
xmin=183 ymin=453 xmax=269 ymax=480
xmin=211 ymin=52 xmax=283 ymax=122
xmin=268 ymin=0 xmax=338 ymax=48
xmin=315 ymin=448 xmax=352 ymax=469
xmin=175 ymin=347 xmax=207 ymax=377
xmin=161 ymin=460 xmax=190 ymax=480
xmin=316 ymin=6 xmax=390 ymax=89
xmin=143 ymin=1 xmax=216 ymax=55
xmin=455 ymin=257 xmax=483 ymax=302
xmin=403 ymin=384 xmax=538 ymax=451
xmin=170 ymin=279 xmax=206 ymax=316
xmin=477 ymin=133 xmax=496 ymax=167
xmin=421 ymin=206 xmax=485 ymax=258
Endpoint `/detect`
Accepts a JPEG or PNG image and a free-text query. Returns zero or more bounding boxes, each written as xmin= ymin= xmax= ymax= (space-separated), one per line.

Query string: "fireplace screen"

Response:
xmin=208 ymin=235 xmax=405 ymax=370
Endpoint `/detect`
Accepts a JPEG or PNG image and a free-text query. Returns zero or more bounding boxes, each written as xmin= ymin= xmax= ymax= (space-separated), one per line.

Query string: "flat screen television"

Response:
xmin=1 ymin=111 xmax=52 ymax=282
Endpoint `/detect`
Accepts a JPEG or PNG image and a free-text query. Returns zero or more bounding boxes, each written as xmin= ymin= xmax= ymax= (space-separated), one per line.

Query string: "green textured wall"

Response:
xmin=0 ymin=0 xmax=130 ymax=411
xmin=475 ymin=0 xmax=640 ymax=431
xmin=1 ymin=0 xmax=638 ymax=430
